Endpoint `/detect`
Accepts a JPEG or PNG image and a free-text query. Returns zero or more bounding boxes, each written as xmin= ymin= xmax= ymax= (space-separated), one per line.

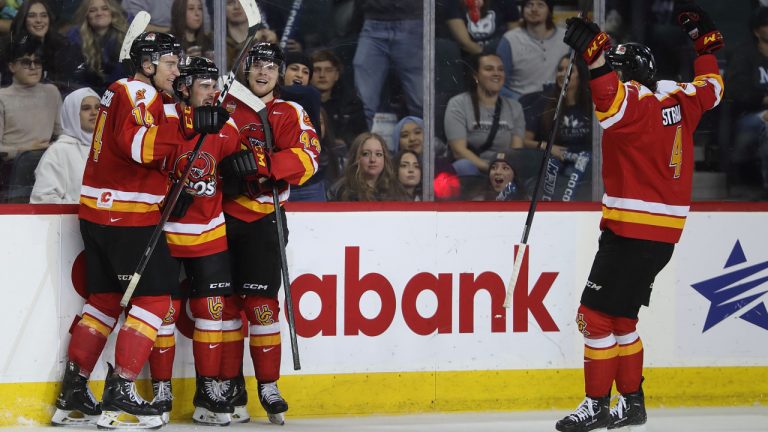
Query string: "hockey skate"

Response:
xmin=96 ymin=365 xmax=163 ymax=430
xmin=192 ymin=376 xmax=233 ymax=426
xmin=220 ymin=375 xmax=250 ymax=423
xmin=258 ymin=381 xmax=288 ymax=425
xmin=556 ymin=395 xmax=610 ymax=432
xmin=151 ymin=380 xmax=172 ymax=424
xmin=51 ymin=361 xmax=102 ymax=427
xmin=609 ymin=380 xmax=647 ymax=430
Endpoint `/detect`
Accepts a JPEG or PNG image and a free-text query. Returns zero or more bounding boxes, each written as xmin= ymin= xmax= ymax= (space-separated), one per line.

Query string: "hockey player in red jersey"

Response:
xmin=217 ymin=42 xmax=320 ymax=425
xmin=144 ymin=56 xmax=241 ymax=426
xmin=556 ymin=2 xmax=724 ymax=432
xmin=51 ymin=33 xmax=230 ymax=430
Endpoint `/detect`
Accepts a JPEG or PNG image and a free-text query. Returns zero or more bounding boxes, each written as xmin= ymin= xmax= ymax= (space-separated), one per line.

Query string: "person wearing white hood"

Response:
xmin=30 ymin=87 xmax=100 ymax=204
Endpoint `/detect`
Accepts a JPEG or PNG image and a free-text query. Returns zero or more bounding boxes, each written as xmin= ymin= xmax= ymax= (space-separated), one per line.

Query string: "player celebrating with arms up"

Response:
xmin=556 ymin=2 xmax=724 ymax=432
xmin=217 ymin=42 xmax=320 ymax=425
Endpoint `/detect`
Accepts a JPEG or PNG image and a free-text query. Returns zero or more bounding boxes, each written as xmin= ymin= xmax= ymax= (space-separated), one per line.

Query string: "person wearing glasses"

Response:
xmin=0 ymin=36 xmax=62 ymax=162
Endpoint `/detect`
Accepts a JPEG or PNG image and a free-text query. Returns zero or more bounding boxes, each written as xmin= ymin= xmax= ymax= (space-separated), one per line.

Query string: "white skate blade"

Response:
xmin=96 ymin=410 xmax=163 ymax=430
xmin=192 ymin=407 xmax=231 ymax=426
xmin=51 ymin=408 xmax=99 ymax=426
xmin=623 ymin=425 xmax=647 ymax=432
xmin=267 ymin=411 xmax=285 ymax=425
xmin=231 ymin=405 xmax=250 ymax=423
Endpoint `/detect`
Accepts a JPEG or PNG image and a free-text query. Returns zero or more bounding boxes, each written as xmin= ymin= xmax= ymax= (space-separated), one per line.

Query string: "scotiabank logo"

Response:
xmin=290 ymin=246 xmax=559 ymax=337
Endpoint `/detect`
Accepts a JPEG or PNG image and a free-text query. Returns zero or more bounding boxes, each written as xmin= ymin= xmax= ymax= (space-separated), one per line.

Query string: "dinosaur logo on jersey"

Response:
xmin=254 ymin=305 xmax=275 ymax=326
xmin=691 ymin=240 xmax=768 ymax=332
xmin=208 ymin=296 xmax=223 ymax=320
xmin=172 ymin=150 xmax=218 ymax=196
xmin=239 ymin=123 xmax=266 ymax=149
xmin=162 ymin=303 xmax=176 ymax=324
xmin=135 ymin=89 xmax=146 ymax=101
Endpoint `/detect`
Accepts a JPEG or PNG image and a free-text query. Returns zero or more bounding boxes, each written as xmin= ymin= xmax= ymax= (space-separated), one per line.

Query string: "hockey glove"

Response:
xmin=564 ymin=17 xmax=610 ymax=65
xmin=165 ymin=180 xmax=195 ymax=219
xmin=192 ymin=105 xmax=230 ymax=135
xmin=221 ymin=147 xmax=271 ymax=180
xmin=674 ymin=1 xmax=723 ymax=55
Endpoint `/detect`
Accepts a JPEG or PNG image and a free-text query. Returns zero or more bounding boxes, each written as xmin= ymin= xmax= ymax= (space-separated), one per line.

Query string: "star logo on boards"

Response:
xmin=690 ymin=240 xmax=768 ymax=332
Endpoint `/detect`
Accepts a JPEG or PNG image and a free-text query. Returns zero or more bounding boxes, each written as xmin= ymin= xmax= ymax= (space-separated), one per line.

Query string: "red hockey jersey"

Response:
xmin=590 ymin=54 xmax=724 ymax=243
xmin=161 ymin=103 xmax=241 ymax=258
xmin=221 ymin=94 xmax=320 ymax=222
xmin=79 ymin=78 xmax=180 ymax=227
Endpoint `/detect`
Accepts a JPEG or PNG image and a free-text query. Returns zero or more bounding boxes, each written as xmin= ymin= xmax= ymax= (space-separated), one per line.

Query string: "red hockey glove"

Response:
xmin=674 ymin=1 xmax=724 ymax=55
xmin=564 ymin=17 xmax=610 ymax=65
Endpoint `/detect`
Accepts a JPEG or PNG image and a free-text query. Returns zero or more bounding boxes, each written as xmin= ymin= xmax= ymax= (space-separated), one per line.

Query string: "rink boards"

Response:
xmin=0 ymin=202 xmax=766 ymax=425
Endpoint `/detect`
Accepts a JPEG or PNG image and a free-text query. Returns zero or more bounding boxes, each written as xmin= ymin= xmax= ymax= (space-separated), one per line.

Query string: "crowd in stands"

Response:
xmin=0 ymin=0 xmax=766 ymax=203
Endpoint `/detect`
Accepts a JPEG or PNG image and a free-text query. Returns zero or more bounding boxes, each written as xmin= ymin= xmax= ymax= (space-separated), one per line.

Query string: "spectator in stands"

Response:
xmin=0 ymin=37 xmax=62 ymax=161
xmin=170 ymin=0 xmax=212 ymax=58
xmin=395 ymin=149 xmax=422 ymax=201
xmin=122 ymin=0 xmax=173 ymax=33
xmin=445 ymin=52 xmax=525 ymax=178
xmin=327 ymin=132 xmax=406 ymax=201
xmin=1 ymin=0 xmax=82 ymax=91
xmin=392 ymin=116 xmax=424 ymax=155
xmin=524 ymin=55 xmax=593 ymax=201
xmin=727 ymin=6 xmax=768 ymax=199
xmin=353 ymin=0 xmax=423 ymax=126
xmin=0 ymin=0 xmax=19 ymax=34
xmin=226 ymin=0 xmax=277 ymax=69
xmin=66 ymin=0 xmax=127 ymax=95
xmin=310 ymin=49 xmax=368 ymax=149
xmin=30 ymin=87 xmax=99 ymax=204
xmin=477 ymin=150 xmax=526 ymax=201
xmin=496 ymin=0 xmax=569 ymax=99
xmin=444 ymin=0 xmax=520 ymax=57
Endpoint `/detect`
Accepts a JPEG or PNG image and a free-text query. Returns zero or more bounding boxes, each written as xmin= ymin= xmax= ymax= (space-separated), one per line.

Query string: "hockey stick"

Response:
xmin=120 ymin=0 xmax=262 ymax=308
xmin=118 ymin=11 xmax=151 ymax=76
xmin=502 ymin=25 xmax=581 ymax=309
xmin=253 ymin=104 xmax=302 ymax=371
xmin=278 ymin=0 xmax=303 ymax=50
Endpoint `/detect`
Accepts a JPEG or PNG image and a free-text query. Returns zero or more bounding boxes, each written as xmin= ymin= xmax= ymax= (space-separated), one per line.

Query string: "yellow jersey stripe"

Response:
xmin=153 ymin=335 xmax=175 ymax=348
xmin=602 ymin=206 xmax=686 ymax=229
xmin=222 ymin=330 xmax=244 ymax=342
xmin=124 ymin=316 xmax=158 ymax=340
xmin=584 ymin=345 xmax=619 ymax=360
xmin=596 ymin=81 xmax=626 ymax=121
xmin=193 ymin=329 xmax=224 ymax=343
xmin=80 ymin=315 xmax=112 ymax=338
xmin=249 ymin=334 xmax=281 ymax=347
xmin=290 ymin=148 xmax=316 ymax=185
xmin=166 ymin=224 xmax=226 ymax=247
xmin=619 ymin=339 xmax=644 ymax=357
xmin=142 ymin=126 xmax=158 ymax=163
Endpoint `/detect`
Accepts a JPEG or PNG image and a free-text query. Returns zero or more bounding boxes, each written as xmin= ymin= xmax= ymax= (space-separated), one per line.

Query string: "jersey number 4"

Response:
xmin=91 ymin=111 xmax=107 ymax=162
xmin=669 ymin=125 xmax=682 ymax=179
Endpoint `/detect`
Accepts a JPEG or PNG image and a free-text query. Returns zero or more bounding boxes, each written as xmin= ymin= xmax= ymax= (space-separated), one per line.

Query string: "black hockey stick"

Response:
xmin=503 ymin=15 xmax=583 ymax=308
xmin=120 ymin=0 xmax=263 ymax=307
xmin=278 ymin=0 xmax=303 ymax=50
xmin=254 ymin=106 xmax=302 ymax=371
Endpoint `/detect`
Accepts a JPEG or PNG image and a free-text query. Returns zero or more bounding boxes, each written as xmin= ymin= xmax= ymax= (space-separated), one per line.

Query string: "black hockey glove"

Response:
xmin=165 ymin=180 xmax=195 ymax=219
xmin=192 ymin=105 xmax=230 ymax=135
xmin=674 ymin=1 xmax=723 ymax=55
xmin=564 ymin=17 xmax=610 ymax=65
xmin=220 ymin=148 xmax=271 ymax=180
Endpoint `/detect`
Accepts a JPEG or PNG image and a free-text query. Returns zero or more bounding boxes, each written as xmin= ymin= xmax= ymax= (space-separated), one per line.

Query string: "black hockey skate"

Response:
xmin=192 ymin=376 xmax=233 ymax=426
xmin=220 ymin=375 xmax=250 ymax=423
xmin=151 ymin=380 xmax=172 ymax=424
xmin=51 ymin=361 xmax=101 ymax=427
xmin=96 ymin=364 xmax=163 ymax=430
xmin=556 ymin=395 xmax=610 ymax=432
xmin=609 ymin=379 xmax=647 ymax=430
xmin=258 ymin=381 xmax=288 ymax=425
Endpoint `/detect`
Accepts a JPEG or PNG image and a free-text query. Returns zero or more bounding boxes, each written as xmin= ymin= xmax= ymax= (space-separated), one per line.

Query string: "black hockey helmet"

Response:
xmin=605 ymin=42 xmax=657 ymax=90
xmin=244 ymin=42 xmax=284 ymax=74
xmin=129 ymin=31 xmax=183 ymax=71
xmin=174 ymin=56 xmax=219 ymax=99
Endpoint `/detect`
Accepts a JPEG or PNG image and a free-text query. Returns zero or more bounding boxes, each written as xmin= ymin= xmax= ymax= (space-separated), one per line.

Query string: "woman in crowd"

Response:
xmin=392 ymin=116 xmax=424 ymax=155
xmin=477 ymin=150 xmax=526 ymax=201
xmin=170 ymin=0 xmax=213 ymax=58
xmin=67 ymin=0 xmax=127 ymax=95
xmin=30 ymin=87 xmax=100 ymax=204
xmin=395 ymin=149 xmax=422 ymax=201
xmin=328 ymin=132 xmax=406 ymax=201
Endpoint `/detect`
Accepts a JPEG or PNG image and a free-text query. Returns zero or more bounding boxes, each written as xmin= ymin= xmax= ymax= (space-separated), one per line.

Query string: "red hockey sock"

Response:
xmin=243 ymin=296 xmax=282 ymax=383
xmin=148 ymin=298 xmax=180 ymax=381
xmin=220 ymin=295 xmax=244 ymax=380
xmin=115 ymin=296 xmax=170 ymax=380
xmin=68 ymin=293 xmax=122 ymax=376
xmin=614 ymin=316 xmax=644 ymax=394
xmin=577 ymin=305 xmax=618 ymax=398
xmin=190 ymin=296 xmax=224 ymax=377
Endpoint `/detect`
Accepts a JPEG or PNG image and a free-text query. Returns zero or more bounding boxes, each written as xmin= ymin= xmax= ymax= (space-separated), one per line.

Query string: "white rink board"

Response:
xmin=0 ymin=210 xmax=767 ymax=384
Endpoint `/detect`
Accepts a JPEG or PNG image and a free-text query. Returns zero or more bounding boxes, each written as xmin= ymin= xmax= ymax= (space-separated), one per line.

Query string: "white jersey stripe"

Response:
xmin=602 ymin=193 xmax=689 ymax=217
xmin=80 ymin=185 xmax=165 ymax=204
xmin=599 ymin=84 xmax=630 ymax=129
xmin=164 ymin=213 xmax=226 ymax=235
xmin=131 ymin=127 xmax=148 ymax=163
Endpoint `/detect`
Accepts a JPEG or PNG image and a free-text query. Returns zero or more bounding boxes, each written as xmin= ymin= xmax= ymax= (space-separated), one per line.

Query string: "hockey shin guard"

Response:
xmin=190 ymin=296 xmax=225 ymax=377
xmin=577 ymin=304 xmax=619 ymax=397
xmin=614 ymin=316 xmax=644 ymax=394
xmin=115 ymin=295 xmax=171 ymax=380
xmin=220 ymin=295 xmax=245 ymax=379
xmin=243 ymin=296 xmax=282 ymax=383
xmin=149 ymin=298 xmax=181 ymax=381
xmin=68 ymin=292 xmax=122 ymax=376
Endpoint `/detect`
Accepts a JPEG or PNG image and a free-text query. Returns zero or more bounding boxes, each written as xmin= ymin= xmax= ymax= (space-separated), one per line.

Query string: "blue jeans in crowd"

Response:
xmin=353 ymin=19 xmax=423 ymax=127
xmin=733 ymin=112 xmax=768 ymax=190
xmin=288 ymin=181 xmax=327 ymax=202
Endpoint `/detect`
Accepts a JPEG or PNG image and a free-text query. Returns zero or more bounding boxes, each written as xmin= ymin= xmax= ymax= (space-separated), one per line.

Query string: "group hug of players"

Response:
xmin=50 ymin=27 xmax=319 ymax=430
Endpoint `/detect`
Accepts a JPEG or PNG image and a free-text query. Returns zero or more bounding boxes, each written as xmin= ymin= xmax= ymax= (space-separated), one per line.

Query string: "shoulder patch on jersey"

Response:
xmin=136 ymin=89 xmax=146 ymax=101
xmin=123 ymin=80 xmax=159 ymax=108
xmin=225 ymin=100 xmax=237 ymax=114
